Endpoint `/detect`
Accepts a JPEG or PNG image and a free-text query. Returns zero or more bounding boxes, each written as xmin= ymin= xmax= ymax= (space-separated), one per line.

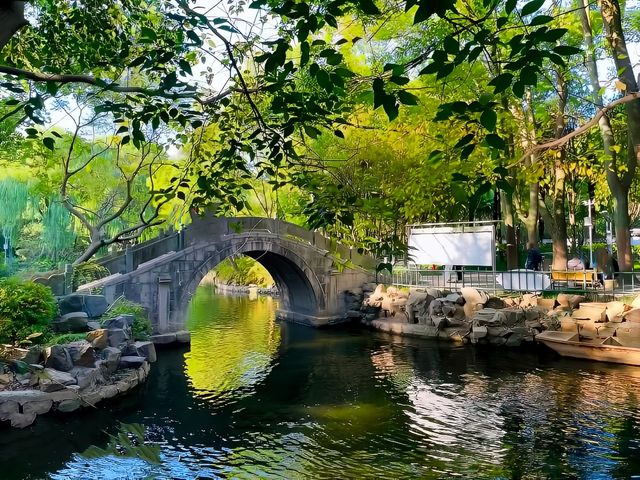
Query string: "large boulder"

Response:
xmin=43 ymin=345 xmax=73 ymax=372
xmin=66 ymin=341 xmax=96 ymax=368
xmin=53 ymin=312 xmax=88 ymax=333
xmin=57 ymin=294 xmax=108 ymax=319
xmin=39 ymin=368 xmax=77 ymax=392
xmin=99 ymin=347 xmax=122 ymax=375
xmin=133 ymin=341 xmax=157 ymax=363
xmin=0 ymin=390 xmax=53 ymax=428
xmin=557 ymin=294 xmax=585 ymax=310
xmin=102 ymin=314 xmax=135 ymax=330
xmin=118 ymin=356 xmax=147 ymax=369
xmin=461 ymin=287 xmax=489 ymax=307
xmin=107 ymin=328 xmax=130 ymax=347
xmin=151 ymin=333 xmax=177 ymax=344
xmin=606 ymin=301 xmax=626 ymax=323
xmin=69 ymin=366 xmax=104 ymax=390
xmin=86 ymin=329 xmax=108 ymax=349
xmin=406 ymin=292 xmax=434 ymax=323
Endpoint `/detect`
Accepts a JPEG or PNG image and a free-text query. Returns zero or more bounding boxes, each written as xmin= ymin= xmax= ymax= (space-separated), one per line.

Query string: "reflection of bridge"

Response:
xmin=77 ymin=215 xmax=376 ymax=331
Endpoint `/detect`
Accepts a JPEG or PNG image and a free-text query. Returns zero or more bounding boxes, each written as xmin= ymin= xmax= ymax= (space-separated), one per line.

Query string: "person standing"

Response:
xmin=525 ymin=242 xmax=543 ymax=271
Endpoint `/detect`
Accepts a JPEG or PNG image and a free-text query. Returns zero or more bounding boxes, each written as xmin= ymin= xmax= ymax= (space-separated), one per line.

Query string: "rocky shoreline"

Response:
xmin=355 ymin=283 xmax=640 ymax=348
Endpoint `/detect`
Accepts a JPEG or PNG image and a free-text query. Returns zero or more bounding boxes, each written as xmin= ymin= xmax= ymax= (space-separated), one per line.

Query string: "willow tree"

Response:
xmin=0 ymin=178 xmax=30 ymax=263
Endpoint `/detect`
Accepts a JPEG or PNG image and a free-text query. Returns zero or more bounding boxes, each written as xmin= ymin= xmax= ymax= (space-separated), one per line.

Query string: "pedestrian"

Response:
xmin=525 ymin=242 xmax=543 ymax=271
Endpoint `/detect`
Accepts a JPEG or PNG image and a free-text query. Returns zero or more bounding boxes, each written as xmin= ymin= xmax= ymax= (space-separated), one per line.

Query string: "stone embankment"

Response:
xmin=355 ymin=284 xmax=640 ymax=347
xmin=0 ymin=293 xmax=191 ymax=429
xmin=210 ymin=282 xmax=278 ymax=296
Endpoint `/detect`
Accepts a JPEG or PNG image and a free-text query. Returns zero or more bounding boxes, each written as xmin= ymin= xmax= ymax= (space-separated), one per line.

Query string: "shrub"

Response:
xmin=72 ymin=260 xmax=110 ymax=291
xmin=46 ymin=333 xmax=86 ymax=346
xmin=0 ymin=278 xmax=58 ymax=345
xmin=101 ymin=298 xmax=152 ymax=340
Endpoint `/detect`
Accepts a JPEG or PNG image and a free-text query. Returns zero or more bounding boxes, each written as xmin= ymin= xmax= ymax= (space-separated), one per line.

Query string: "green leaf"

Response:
xmin=519 ymin=66 xmax=538 ymax=86
xmin=397 ymin=90 xmax=419 ymax=105
xmin=357 ymin=0 xmax=380 ymax=15
xmin=389 ymin=75 xmax=410 ymax=85
xmin=480 ymin=109 xmax=497 ymax=132
xmin=544 ymin=28 xmax=568 ymax=43
xmin=521 ymin=0 xmax=545 ymax=17
xmin=316 ymin=69 xmax=332 ymax=91
xmin=334 ymin=129 xmax=345 ymax=138
xmin=460 ymin=143 xmax=475 ymax=160
xmin=485 ymin=133 xmax=506 ymax=149
xmin=512 ymin=80 xmax=525 ymax=98
xmin=42 ymin=137 xmax=55 ymax=151
xmin=529 ymin=15 xmax=554 ymax=26
xmin=443 ymin=35 xmax=459 ymax=54
xmin=304 ymin=125 xmax=321 ymax=138
xmin=373 ymin=78 xmax=386 ymax=109
xmin=553 ymin=45 xmax=582 ymax=55
xmin=455 ymin=133 xmax=474 ymax=148
xmin=488 ymin=73 xmax=513 ymax=94
xmin=382 ymin=95 xmax=399 ymax=121
xmin=505 ymin=0 xmax=517 ymax=14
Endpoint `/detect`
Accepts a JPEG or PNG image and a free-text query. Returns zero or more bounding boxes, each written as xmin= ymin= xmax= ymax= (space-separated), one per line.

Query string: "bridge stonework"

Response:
xmin=79 ymin=215 xmax=376 ymax=332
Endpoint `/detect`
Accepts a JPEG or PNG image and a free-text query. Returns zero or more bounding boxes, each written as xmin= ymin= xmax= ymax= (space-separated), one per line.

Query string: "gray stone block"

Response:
xmin=54 ymin=312 xmax=88 ymax=333
xmin=102 ymin=314 xmax=135 ymax=330
xmin=70 ymin=366 xmax=104 ymax=390
xmin=67 ymin=341 xmax=96 ymax=367
xmin=107 ymin=328 xmax=129 ymax=347
xmin=118 ymin=356 xmax=147 ymax=369
xmin=100 ymin=347 xmax=122 ymax=375
xmin=44 ymin=345 xmax=73 ymax=372
xmin=151 ymin=333 xmax=176 ymax=344
xmin=58 ymin=294 xmax=108 ymax=318
xmin=176 ymin=331 xmax=191 ymax=343
xmin=134 ymin=341 xmax=157 ymax=363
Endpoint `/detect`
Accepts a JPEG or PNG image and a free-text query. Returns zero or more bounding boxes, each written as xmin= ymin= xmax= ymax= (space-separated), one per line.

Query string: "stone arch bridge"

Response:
xmin=75 ymin=215 xmax=377 ymax=332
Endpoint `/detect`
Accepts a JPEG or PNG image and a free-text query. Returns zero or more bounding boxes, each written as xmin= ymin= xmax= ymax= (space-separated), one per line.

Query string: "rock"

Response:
xmin=58 ymin=294 xmax=108 ymax=318
xmin=98 ymin=384 xmax=119 ymax=400
xmin=49 ymin=388 xmax=80 ymax=403
xmin=560 ymin=317 xmax=578 ymax=333
xmin=487 ymin=326 xmax=512 ymax=337
xmin=501 ymin=308 xmax=525 ymax=327
xmin=102 ymin=314 xmax=135 ymax=330
xmin=631 ymin=295 xmax=640 ymax=309
xmin=69 ymin=366 xmax=104 ymax=390
xmin=0 ymin=373 xmax=12 ymax=385
xmin=473 ymin=309 xmax=504 ymax=326
xmin=606 ymin=301 xmax=626 ymax=322
xmin=557 ymin=294 xmax=585 ymax=310
xmin=463 ymin=302 xmax=483 ymax=319
xmin=425 ymin=288 xmax=443 ymax=298
xmin=86 ymin=329 xmax=108 ymax=349
xmin=470 ymin=325 xmax=488 ymax=342
xmin=44 ymin=345 xmax=73 ymax=372
xmin=53 ymin=312 xmax=88 ymax=333
xmin=431 ymin=316 xmax=448 ymax=329
xmin=505 ymin=333 xmax=525 ymax=347
xmin=485 ymin=297 xmax=506 ymax=309
xmin=100 ymin=347 xmax=122 ymax=375
xmin=536 ymin=298 xmax=557 ymax=312
xmin=0 ymin=396 xmax=48 ymax=427
xmin=151 ymin=333 xmax=176 ymax=344
xmin=134 ymin=341 xmax=157 ymax=363
xmin=524 ymin=309 xmax=541 ymax=322
xmin=615 ymin=323 xmax=640 ymax=342
xmin=406 ymin=292 xmax=434 ymax=323
xmin=39 ymin=368 xmax=77 ymax=392
xmin=87 ymin=321 xmax=101 ymax=331
xmin=67 ymin=341 xmax=96 ymax=367
xmin=107 ymin=328 xmax=129 ymax=347
xmin=429 ymin=299 xmax=444 ymax=316
xmin=346 ymin=310 xmax=362 ymax=319
xmin=461 ymin=287 xmax=489 ymax=307
xmin=176 ymin=331 xmax=191 ymax=343
xmin=0 ymin=389 xmax=51 ymax=405
xmin=118 ymin=356 xmax=147 ymax=369
xmin=17 ymin=346 xmax=43 ymax=365
xmin=445 ymin=293 xmax=464 ymax=305
xmin=572 ymin=303 xmax=607 ymax=322
xmin=362 ymin=283 xmax=377 ymax=293
xmin=56 ymin=398 xmax=82 ymax=412
xmin=623 ymin=308 xmax=640 ymax=323
xmin=520 ymin=294 xmax=538 ymax=308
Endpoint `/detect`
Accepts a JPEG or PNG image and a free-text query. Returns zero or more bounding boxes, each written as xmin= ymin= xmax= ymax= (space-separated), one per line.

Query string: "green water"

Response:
xmin=3 ymin=286 xmax=640 ymax=478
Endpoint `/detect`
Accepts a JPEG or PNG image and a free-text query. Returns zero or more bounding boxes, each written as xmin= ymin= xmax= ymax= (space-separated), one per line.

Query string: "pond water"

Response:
xmin=3 ymin=286 xmax=640 ymax=479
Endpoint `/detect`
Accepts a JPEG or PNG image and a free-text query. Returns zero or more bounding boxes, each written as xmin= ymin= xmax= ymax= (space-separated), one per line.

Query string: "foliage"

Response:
xmin=0 ymin=278 xmax=57 ymax=345
xmin=101 ymin=297 xmax=152 ymax=340
xmin=46 ymin=333 xmax=86 ymax=346
xmin=71 ymin=261 xmax=111 ymax=291
xmin=212 ymin=256 xmax=273 ymax=288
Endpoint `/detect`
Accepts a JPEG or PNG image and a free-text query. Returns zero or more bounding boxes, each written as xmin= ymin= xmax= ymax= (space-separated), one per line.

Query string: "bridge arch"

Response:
xmin=176 ymin=238 xmax=326 ymax=324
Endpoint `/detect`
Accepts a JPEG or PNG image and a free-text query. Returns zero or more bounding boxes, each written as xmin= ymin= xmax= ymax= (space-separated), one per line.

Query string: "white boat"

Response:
xmin=536 ymin=330 xmax=640 ymax=366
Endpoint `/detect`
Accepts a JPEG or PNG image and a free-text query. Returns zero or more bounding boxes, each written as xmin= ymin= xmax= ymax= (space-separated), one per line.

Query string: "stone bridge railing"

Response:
xmin=33 ymin=217 xmax=378 ymax=296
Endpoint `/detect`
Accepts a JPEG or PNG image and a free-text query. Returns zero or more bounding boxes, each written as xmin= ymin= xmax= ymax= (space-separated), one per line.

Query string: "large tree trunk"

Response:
xmin=502 ymin=190 xmax=519 ymax=269
xmin=551 ymin=70 xmax=568 ymax=270
xmin=0 ymin=2 xmax=27 ymax=51
xmin=581 ymin=0 xmax=638 ymax=270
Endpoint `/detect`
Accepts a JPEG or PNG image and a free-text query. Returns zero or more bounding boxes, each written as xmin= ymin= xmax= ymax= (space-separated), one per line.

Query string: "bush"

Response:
xmin=46 ymin=333 xmax=86 ymax=346
xmin=101 ymin=298 xmax=152 ymax=340
xmin=0 ymin=278 xmax=58 ymax=345
xmin=72 ymin=261 xmax=110 ymax=291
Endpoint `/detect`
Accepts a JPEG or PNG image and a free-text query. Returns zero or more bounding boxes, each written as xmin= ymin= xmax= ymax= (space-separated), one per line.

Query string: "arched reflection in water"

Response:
xmin=184 ymin=286 xmax=281 ymax=406
xmin=3 ymin=291 xmax=640 ymax=479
